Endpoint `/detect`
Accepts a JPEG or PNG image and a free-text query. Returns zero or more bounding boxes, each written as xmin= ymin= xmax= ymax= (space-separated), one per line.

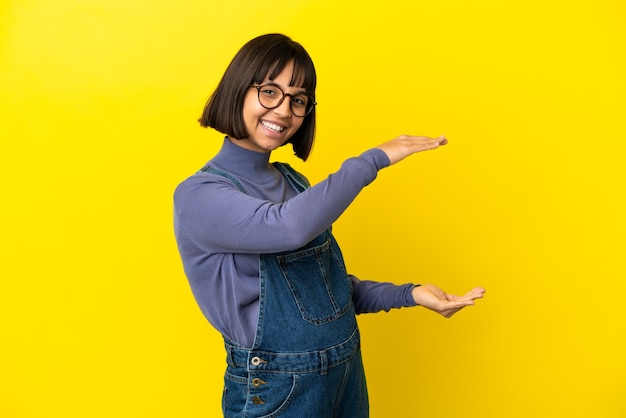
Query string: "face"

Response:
xmin=234 ymin=60 xmax=307 ymax=154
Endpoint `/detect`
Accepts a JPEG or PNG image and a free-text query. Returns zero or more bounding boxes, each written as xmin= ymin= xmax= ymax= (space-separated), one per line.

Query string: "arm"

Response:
xmin=174 ymin=149 xmax=388 ymax=254
xmin=350 ymin=275 xmax=418 ymax=314
xmin=175 ymin=135 xmax=448 ymax=254
xmin=351 ymin=276 xmax=485 ymax=317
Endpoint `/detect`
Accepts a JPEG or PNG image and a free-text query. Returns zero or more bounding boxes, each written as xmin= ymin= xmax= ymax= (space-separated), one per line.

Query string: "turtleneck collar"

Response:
xmin=209 ymin=137 xmax=278 ymax=183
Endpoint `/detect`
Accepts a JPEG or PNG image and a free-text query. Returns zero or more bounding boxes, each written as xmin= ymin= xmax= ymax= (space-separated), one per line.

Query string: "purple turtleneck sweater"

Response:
xmin=174 ymin=138 xmax=417 ymax=348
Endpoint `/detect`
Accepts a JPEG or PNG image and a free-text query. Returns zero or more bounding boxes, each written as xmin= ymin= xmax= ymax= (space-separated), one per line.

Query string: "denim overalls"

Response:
xmin=202 ymin=163 xmax=369 ymax=417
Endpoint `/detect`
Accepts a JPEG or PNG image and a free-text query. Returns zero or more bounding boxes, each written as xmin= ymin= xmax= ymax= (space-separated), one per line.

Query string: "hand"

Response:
xmin=376 ymin=135 xmax=448 ymax=165
xmin=412 ymin=284 xmax=485 ymax=318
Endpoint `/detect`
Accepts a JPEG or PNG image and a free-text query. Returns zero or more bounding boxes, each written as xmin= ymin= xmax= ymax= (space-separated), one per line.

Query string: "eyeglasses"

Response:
xmin=250 ymin=84 xmax=316 ymax=117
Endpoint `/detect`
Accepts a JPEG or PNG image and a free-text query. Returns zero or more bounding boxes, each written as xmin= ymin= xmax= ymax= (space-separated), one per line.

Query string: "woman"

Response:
xmin=174 ymin=33 xmax=485 ymax=417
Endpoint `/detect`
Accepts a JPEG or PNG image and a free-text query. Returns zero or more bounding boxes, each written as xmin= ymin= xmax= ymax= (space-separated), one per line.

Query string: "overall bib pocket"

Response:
xmin=277 ymin=238 xmax=352 ymax=325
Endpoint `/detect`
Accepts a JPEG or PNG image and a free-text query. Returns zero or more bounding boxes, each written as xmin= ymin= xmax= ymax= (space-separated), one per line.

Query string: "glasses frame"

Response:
xmin=250 ymin=84 xmax=317 ymax=117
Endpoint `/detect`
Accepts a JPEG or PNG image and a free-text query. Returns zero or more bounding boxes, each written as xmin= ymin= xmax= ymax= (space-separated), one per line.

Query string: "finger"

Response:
xmin=439 ymin=288 xmax=485 ymax=318
xmin=461 ymin=287 xmax=486 ymax=301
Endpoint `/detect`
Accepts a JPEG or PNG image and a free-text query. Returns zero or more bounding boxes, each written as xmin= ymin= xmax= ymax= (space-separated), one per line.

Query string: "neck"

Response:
xmin=210 ymin=137 xmax=275 ymax=181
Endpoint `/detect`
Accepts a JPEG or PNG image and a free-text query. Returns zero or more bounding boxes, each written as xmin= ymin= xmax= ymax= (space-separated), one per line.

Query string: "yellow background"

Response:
xmin=1 ymin=0 xmax=625 ymax=417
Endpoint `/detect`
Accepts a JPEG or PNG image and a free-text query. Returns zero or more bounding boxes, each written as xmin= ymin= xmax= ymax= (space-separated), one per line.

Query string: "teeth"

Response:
xmin=261 ymin=121 xmax=284 ymax=132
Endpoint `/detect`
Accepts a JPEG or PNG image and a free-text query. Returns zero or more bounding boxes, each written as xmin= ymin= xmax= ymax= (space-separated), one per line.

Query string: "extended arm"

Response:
xmin=175 ymin=135 xmax=448 ymax=254
xmin=351 ymin=276 xmax=485 ymax=317
xmin=175 ymin=149 xmax=387 ymax=254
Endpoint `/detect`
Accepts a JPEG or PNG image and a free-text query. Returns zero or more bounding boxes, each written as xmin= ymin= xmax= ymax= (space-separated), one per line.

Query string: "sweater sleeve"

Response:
xmin=174 ymin=149 xmax=390 ymax=254
xmin=350 ymin=275 xmax=418 ymax=314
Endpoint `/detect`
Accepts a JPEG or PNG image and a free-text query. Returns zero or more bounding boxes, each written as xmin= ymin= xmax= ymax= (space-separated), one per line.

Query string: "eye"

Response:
xmin=260 ymin=85 xmax=280 ymax=96
xmin=291 ymin=94 xmax=308 ymax=107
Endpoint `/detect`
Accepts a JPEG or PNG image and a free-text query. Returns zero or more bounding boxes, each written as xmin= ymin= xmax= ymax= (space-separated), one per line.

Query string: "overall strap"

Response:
xmin=198 ymin=165 xmax=247 ymax=193
xmin=272 ymin=162 xmax=309 ymax=194
xmin=199 ymin=163 xmax=305 ymax=195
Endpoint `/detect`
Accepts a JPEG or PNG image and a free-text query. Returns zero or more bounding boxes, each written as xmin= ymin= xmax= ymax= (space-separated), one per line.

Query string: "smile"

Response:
xmin=261 ymin=120 xmax=285 ymax=133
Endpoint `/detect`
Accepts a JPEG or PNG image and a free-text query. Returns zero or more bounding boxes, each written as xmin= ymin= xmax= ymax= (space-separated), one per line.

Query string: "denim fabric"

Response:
xmin=207 ymin=163 xmax=369 ymax=417
xmin=223 ymin=333 xmax=368 ymax=417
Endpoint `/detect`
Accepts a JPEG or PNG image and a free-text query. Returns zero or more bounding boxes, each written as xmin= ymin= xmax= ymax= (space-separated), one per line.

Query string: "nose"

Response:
xmin=273 ymin=97 xmax=293 ymax=117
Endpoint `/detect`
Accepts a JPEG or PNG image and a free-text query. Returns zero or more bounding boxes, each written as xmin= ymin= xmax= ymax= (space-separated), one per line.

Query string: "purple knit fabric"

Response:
xmin=174 ymin=138 xmax=417 ymax=347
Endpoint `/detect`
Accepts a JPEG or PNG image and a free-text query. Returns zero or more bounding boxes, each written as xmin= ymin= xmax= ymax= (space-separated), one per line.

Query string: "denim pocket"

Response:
xmin=277 ymin=238 xmax=352 ymax=325
xmin=223 ymin=366 xmax=300 ymax=418
xmin=247 ymin=372 xmax=299 ymax=417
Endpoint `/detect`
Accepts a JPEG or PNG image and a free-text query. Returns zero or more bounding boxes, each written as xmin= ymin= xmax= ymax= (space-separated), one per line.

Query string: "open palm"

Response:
xmin=412 ymin=284 xmax=485 ymax=318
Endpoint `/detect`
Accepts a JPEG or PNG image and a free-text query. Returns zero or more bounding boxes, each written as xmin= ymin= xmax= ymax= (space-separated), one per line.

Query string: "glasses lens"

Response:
xmin=257 ymin=85 xmax=283 ymax=109
xmin=290 ymin=93 xmax=311 ymax=117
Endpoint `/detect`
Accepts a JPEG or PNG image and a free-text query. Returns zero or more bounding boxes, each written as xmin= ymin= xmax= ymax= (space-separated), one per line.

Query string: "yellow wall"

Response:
xmin=2 ymin=0 xmax=625 ymax=417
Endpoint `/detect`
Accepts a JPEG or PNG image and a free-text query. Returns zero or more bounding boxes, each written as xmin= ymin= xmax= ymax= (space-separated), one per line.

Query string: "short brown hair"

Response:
xmin=199 ymin=34 xmax=317 ymax=161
